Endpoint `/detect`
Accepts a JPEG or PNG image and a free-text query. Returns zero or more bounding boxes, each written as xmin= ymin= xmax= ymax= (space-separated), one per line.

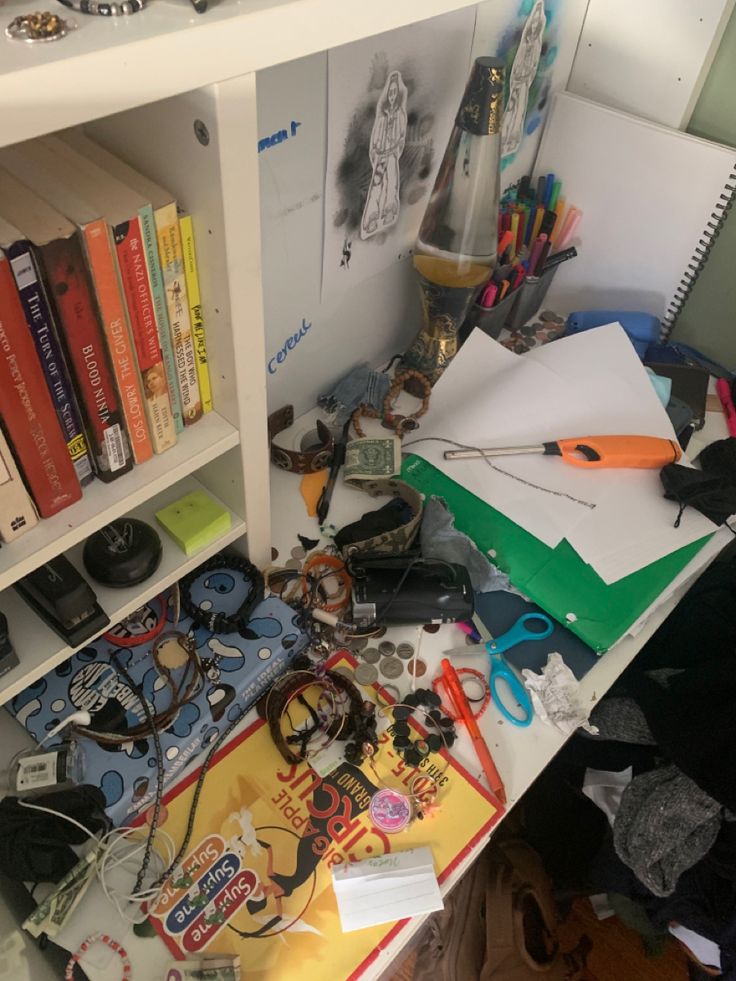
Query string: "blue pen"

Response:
xmin=543 ymin=172 xmax=555 ymax=209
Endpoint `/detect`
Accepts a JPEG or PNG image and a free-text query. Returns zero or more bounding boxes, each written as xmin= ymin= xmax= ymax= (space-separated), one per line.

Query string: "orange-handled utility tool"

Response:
xmin=440 ymin=657 xmax=506 ymax=804
xmin=443 ymin=435 xmax=681 ymax=469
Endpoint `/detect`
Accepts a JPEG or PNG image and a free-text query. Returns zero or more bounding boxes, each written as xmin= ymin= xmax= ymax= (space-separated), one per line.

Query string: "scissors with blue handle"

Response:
xmin=445 ymin=612 xmax=554 ymax=727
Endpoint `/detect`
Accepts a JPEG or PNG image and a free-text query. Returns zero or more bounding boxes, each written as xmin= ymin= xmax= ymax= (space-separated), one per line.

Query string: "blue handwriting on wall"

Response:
xmin=258 ymin=120 xmax=301 ymax=153
xmin=267 ymin=319 xmax=311 ymax=374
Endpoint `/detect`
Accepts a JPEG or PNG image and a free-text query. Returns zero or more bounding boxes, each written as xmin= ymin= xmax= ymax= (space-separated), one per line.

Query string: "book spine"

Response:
xmin=113 ymin=217 xmax=177 ymax=454
xmin=180 ymin=215 xmax=213 ymax=413
xmin=139 ymin=205 xmax=184 ymax=434
xmin=0 ymin=258 xmax=82 ymax=518
xmin=0 ymin=425 xmax=38 ymax=543
xmin=82 ymin=221 xmax=153 ymax=465
xmin=42 ymin=236 xmax=134 ymax=483
xmin=156 ymin=205 xmax=202 ymax=425
xmin=7 ymin=242 xmax=94 ymax=486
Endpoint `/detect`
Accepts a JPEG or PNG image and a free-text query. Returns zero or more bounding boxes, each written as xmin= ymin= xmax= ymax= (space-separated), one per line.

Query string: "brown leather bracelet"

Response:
xmin=268 ymin=404 xmax=334 ymax=474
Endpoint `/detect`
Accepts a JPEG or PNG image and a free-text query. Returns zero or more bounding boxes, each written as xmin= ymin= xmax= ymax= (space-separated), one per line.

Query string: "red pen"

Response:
xmin=716 ymin=377 xmax=736 ymax=437
xmin=512 ymin=265 xmax=526 ymax=290
xmin=441 ymin=658 xmax=506 ymax=804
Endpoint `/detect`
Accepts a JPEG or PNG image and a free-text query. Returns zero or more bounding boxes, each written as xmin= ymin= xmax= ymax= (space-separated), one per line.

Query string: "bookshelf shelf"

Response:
xmin=0 ymin=411 xmax=239 ymax=593
xmin=0 ymin=472 xmax=245 ymax=707
xmin=0 ymin=0 xmax=477 ymax=147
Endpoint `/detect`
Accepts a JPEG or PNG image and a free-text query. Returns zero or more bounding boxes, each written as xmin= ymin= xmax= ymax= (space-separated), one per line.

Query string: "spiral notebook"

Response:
xmin=535 ymin=93 xmax=736 ymax=339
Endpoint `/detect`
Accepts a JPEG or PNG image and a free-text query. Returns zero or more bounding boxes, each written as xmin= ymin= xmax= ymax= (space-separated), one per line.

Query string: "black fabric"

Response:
xmin=698 ymin=436 xmax=736 ymax=478
xmin=660 ymin=463 xmax=736 ymax=526
xmin=333 ymin=498 xmax=413 ymax=550
xmin=618 ymin=555 xmax=736 ymax=812
xmin=0 ymin=785 xmax=109 ymax=882
xmin=591 ymin=822 xmax=736 ymax=979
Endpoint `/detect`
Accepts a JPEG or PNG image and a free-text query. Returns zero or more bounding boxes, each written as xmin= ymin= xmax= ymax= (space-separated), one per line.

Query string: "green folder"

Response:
xmin=402 ymin=455 xmax=713 ymax=653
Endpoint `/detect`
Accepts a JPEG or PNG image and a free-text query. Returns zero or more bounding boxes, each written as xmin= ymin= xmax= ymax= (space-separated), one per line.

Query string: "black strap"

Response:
xmin=180 ymin=553 xmax=265 ymax=634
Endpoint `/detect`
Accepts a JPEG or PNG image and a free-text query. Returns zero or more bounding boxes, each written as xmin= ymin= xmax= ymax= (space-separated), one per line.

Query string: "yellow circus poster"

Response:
xmin=149 ymin=660 xmax=502 ymax=979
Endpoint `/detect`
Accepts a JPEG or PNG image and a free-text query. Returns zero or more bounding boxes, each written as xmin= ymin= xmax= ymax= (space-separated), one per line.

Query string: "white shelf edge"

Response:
xmin=0 ymin=0 xmax=479 ymax=147
xmin=0 ymin=411 xmax=239 ymax=593
xmin=0 ymin=472 xmax=246 ymax=707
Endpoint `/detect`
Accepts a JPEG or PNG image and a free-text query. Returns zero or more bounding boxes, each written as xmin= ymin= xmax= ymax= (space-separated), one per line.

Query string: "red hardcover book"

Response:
xmin=43 ymin=237 xmax=133 ymax=481
xmin=0 ymin=245 xmax=81 ymax=517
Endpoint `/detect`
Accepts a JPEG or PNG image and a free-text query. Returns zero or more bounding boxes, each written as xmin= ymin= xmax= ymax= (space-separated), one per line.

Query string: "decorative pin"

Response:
xmin=6 ymin=11 xmax=75 ymax=41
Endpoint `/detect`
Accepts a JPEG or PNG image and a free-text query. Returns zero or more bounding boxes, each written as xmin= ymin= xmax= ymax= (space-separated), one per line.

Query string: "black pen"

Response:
xmin=542 ymin=245 xmax=578 ymax=273
xmin=317 ymin=420 xmax=351 ymax=524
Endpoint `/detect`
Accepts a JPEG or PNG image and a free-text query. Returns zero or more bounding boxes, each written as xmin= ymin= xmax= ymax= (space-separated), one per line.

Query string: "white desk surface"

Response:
xmin=11 ymin=396 xmax=728 ymax=981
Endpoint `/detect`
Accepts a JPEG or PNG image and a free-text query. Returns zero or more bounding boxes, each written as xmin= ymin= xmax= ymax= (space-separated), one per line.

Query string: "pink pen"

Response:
xmin=557 ymin=208 xmax=582 ymax=251
xmin=480 ymin=282 xmax=498 ymax=309
xmin=716 ymin=377 xmax=736 ymax=437
xmin=527 ymin=234 xmax=547 ymax=277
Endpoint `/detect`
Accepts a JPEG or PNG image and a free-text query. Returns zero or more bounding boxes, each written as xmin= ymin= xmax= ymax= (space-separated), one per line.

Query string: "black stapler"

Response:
xmin=15 ymin=555 xmax=109 ymax=646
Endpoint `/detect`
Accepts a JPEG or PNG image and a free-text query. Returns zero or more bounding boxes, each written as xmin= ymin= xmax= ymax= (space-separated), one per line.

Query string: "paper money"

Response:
xmin=24 ymin=849 xmax=98 ymax=939
xmin=344 ymin=437 xmax=401 ymax=483
xmin=165 ymin=955 xmax=240 ymax=980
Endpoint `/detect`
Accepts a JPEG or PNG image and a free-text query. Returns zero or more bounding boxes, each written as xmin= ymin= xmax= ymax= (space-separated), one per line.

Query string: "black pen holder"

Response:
xmin=460 ymin=265 xmax=558 ymax=343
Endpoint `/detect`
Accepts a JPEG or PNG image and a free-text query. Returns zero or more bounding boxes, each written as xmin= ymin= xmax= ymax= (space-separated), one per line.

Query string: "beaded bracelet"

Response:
xmin=382 ymin=369 xmax=431 ymax=437
xmin=432 ymin=667 xmax=491 ymax=721
xmin=383 ymin=691 xmax=456 ymax=767
xmin=65 ymin=934 xmax=131 ymax=980
xmin=57 ymin=0 xmax=144 ymax=15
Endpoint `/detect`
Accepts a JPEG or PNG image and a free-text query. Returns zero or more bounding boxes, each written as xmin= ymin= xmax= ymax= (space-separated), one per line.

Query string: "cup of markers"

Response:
xmin=463 ymin=171 xmax=581 ymax=341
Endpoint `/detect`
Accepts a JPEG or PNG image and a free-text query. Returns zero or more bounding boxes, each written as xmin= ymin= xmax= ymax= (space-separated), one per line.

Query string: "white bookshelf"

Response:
xmin=0 ymin=7 xmax=492 ymax=957
xmin=0 ymin=412 xmax=238 ymax=591
xmin=0 ymin=473 xmax=245 ymax=706
xmin=0 ymin=0 xmax=478 ymax=146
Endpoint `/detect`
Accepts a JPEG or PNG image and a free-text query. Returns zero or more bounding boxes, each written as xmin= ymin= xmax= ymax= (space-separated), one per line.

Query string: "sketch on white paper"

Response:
xmin=361 ymin=70 xmax=408 ymax=240
xmin=502 ymin=0 xmax=547 ymax=156
xmin=322 ymin=8 xmax=476 ymax=301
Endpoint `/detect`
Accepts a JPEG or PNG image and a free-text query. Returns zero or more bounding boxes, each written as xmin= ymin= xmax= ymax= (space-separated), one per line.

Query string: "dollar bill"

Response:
xmin=344 ymin=437 xmax=401 ymax=483
xmin=166 ymin=955 xmax=240 ymax=980
xmin=24 ymin=849 xmax=98 ymax=939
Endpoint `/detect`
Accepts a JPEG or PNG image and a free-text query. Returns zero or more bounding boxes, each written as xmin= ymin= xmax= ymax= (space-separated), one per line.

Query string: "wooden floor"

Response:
xmin=387 ymin=898 xmax=692 ymax=981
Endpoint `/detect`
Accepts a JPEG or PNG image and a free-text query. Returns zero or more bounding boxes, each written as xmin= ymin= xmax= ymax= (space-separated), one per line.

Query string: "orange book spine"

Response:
xmin=83 ymin=220 xmax=153 ymax=464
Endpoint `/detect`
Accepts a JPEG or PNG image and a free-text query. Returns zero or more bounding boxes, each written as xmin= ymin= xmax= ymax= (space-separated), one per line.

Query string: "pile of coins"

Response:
xmin=500 ymin=310 xmax=566 ymax=355
xmin=353 ymin=638 xmax=428 ymax=687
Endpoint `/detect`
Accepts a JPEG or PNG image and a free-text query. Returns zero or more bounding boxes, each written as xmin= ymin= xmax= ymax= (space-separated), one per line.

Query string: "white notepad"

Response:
xmin=535 ymin=92 xmax=736 ymax=334
xmin=332 ymin=847 xmax=443 ymax=933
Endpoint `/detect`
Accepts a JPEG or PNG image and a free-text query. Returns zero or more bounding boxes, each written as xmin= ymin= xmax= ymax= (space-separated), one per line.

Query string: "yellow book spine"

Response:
xmin=179 ymin=214 xmax=213 ymax=414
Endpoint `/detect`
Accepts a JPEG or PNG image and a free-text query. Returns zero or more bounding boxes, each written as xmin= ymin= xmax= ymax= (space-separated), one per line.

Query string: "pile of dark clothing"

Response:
xmin=521 ymin=550 xmax=736 ymax=979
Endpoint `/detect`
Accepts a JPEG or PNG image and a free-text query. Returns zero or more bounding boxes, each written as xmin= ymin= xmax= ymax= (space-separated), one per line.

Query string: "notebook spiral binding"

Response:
xmin=660 ymin=167 xmax=736 ymax=341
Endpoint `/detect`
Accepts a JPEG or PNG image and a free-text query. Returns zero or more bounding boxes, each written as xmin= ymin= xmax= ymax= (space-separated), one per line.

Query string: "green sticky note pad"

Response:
xmin=155 ymin=491 xmax=231 ymax=555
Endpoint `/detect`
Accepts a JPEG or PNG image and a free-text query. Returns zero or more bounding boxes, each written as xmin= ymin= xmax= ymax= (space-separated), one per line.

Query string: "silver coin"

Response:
xmin=348 ymin=636 xmax=368 ymax=652
xmin=379 ymin=657 xmax=404 ymax=679
xmin=396 ymin=642 xmax=415 ymax=660
xmin=290 ymin=546 xmax=306 ymax=560
xmin=362 ymin=647 xmax=381 ymax=664
xmin=333 ymin=666 xmax=354 ymax=680
xmin=285 ymin=558 xmax=301 ymax=570
xmin=355 ymin=663 xmax=379 ymax=686
xmin=540 ymin=309 xmax=565 ymax=325
xmin=378 ymin=641 xmax=396 ymax=658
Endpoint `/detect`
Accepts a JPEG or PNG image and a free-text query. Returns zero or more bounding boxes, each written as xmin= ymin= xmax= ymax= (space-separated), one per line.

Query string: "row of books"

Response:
xmin=0 ymin=130 xmax=213 ymax=542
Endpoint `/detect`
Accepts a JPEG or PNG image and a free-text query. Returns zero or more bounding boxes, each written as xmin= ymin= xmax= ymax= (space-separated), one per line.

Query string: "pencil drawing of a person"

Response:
xmin=502 ymin=0 xmax=546 ymax=157
xmin=361 ymin=69 xmax=408 ymax=239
